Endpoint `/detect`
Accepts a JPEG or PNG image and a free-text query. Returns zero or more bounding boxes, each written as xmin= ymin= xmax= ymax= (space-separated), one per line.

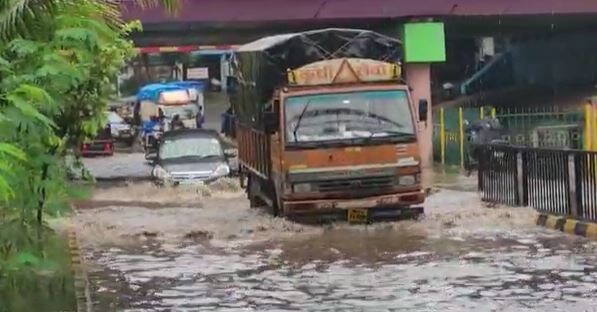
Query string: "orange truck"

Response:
xmin=228 ymin=28 xmax=427 ymax=222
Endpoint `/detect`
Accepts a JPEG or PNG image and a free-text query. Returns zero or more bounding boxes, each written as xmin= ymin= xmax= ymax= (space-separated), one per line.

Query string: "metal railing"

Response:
xmin=478 ymin=144 xmax=597 ymax=221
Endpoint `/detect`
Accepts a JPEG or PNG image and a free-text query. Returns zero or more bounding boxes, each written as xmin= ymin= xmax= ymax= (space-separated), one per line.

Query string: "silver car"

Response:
xmin=151 ymin=129 xmax=235 ymax=185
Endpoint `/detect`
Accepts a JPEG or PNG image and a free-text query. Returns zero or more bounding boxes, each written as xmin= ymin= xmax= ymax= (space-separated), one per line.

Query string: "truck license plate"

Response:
xmin=347 ymin=208 xmax=368 ymax=223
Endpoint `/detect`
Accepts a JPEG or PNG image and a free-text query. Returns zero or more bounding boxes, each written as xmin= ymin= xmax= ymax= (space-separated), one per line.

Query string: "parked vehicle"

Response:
xmin=463 ymin=117 xmax=508 ymax=175
xmin=80 ymin=123 xmax=113 ymax=157
xmin=151 ymin=129 xmax=235 ymax=185
xmin=106 ymin=111 xmax=135 ymax=145
xmin=226 ymin=28 xmax=427 ymax=222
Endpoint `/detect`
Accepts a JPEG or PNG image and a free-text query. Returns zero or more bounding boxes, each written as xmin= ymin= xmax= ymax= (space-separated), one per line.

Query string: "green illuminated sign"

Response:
xmin=403 ymin=22 xmax=446 ymax=63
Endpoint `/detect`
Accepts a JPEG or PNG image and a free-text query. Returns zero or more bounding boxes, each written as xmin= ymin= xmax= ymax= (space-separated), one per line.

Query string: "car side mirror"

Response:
xmin=263 ymin=111 xmax=278 ymax=134
xmin=418 ymin=99 xmax=428 ymax=122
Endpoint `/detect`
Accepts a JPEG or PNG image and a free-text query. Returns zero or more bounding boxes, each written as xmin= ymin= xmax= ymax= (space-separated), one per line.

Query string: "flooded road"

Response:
xmin=72 ymin=178 xmax=597 ymax=311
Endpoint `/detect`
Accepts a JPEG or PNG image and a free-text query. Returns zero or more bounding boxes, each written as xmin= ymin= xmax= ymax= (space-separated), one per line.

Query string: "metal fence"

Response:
xmin=434 ymin=104 xmax=597 ymax=167
xmin=478 ymin=144 xmax=597 ymax=221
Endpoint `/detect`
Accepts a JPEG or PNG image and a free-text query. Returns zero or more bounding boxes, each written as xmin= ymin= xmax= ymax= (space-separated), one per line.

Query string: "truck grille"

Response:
xmin=315 ymin=175 xmax=395 ymax=192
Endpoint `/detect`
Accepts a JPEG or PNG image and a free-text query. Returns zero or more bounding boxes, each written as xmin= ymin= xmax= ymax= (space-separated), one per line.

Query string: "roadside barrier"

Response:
xmin=478 ymin=144 xmax=597 ymax=224
xmin=68 ymin=207 xmax=92 ymax=312
xmin=536 ymin=214 xmax=597 ymax=240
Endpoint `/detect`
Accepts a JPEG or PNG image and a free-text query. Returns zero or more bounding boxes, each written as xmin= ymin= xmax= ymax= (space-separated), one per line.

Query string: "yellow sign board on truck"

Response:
xmin=288 ymin=58 xmax=400 ymax=86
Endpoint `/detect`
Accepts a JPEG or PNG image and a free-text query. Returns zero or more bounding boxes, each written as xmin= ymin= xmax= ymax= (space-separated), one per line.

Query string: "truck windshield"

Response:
xmin=285 ymin=90 xmax=415 ymax=145
xmin=160 ymin=104 xmax=198 ymax=119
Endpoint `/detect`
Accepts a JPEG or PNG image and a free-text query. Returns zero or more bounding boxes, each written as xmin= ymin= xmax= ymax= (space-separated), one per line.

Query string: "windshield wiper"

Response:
xmin=365 ymin=130 xmax=415 ymax=141
xmin=292 ymin=100 xmax=312 ymax=143
xmin=198 ymin=154 xmax=221 ymax=160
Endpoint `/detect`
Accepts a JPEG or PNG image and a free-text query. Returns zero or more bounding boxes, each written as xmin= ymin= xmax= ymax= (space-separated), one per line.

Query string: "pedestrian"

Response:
xmin=221 ymin=106 xmax=233 ymax=136
xmin=170 ymin=114 xmax=185 ymax=130
xmin=196 ymin=107 xmax=205 ymax=128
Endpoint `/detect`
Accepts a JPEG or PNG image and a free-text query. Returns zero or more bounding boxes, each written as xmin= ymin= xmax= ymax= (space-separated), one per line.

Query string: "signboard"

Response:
xmin=403 ymin=22 xmax=446 ymax=63
xmin=288 ymin=58 xmax=400 ymax=86
xmin=187 ymin=67 xmax=209 ymax=80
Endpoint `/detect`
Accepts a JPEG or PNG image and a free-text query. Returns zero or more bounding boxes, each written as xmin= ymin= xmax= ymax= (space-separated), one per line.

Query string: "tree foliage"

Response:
xmin=0 ymin=0 xmax=178 ymax=307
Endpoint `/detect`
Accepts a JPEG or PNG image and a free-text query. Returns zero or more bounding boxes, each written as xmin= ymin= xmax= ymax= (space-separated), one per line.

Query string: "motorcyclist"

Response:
xmin=464 ymin=116 xmax=504 ymax=174
xmin=170 ymin=114 xmax=186 ymax=130
xmin=196 ymin=107 xmax=205 ymax=128
xmin=142 ymin=115 xmax=162 ymax=159
xmin=221 ymin=106 xmax=235 ymax=138
xmin=143 ymin=116 xmax=161 ymax=138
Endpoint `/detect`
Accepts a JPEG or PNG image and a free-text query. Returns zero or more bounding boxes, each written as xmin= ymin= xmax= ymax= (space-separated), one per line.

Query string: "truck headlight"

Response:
xmin=211 ymin=164 xmax=230 ymax=178
xmin=398 ymin=175 xmax=416 ymax=186
xmin=293 ymin=183 xmax=312 ymax=193
xmin=153 ymin=165 xmax=170 ymax=180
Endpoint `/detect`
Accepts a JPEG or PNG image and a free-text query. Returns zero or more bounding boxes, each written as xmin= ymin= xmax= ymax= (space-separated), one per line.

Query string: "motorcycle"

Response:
xmin=463 ymin=117 xmax=508 ymax=176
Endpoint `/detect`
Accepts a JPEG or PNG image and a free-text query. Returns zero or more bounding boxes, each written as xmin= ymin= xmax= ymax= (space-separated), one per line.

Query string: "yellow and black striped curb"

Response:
xmin=68 ymin=209 xmax=93 ymax=312
xmin=536 ymin=214 xmax=597 ymax=240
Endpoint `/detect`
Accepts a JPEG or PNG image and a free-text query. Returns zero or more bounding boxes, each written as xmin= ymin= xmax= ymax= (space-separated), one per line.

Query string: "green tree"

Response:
xmin=0 ymin=0 xmax=178 ymax=218
xmin=0 ymin=1 xmax=178 ymax=309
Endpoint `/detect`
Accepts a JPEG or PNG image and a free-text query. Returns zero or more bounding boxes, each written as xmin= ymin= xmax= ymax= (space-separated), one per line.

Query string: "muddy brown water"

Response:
xmin=71 ymin=181 xmax=597 ymax=311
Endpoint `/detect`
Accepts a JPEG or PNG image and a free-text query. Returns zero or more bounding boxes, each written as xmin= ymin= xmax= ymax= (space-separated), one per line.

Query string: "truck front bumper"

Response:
xmin=282 ymin=190 xmax=425 ymax=222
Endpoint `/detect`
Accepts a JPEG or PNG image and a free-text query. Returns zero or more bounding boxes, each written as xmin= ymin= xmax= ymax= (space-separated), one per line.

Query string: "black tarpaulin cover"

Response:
xmin=229 ymin=28 xmax=403 ymax=126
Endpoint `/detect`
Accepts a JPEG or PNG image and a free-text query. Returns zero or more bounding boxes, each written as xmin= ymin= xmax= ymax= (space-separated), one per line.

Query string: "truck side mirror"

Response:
xmin=418 ymin=99 xmax=428 ymax=122
xmin=263 ymin=111 xmax=278 ymax=134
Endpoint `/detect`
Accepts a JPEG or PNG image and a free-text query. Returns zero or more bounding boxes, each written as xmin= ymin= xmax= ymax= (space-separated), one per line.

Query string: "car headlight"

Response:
xmin=152 ymin=165 xmax=170 ymax=180
xmin=398 ymin=175 xmax=416 ymax=186
xmin=293 ymin=183 xmax=312 ymax=193
xmin=211 ymin=164 xmax=230 ymax=178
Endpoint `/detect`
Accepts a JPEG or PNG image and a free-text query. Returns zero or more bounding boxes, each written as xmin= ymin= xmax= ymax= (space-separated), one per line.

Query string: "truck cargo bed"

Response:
xmin=236 ymin=124 xmax=271 ymax=178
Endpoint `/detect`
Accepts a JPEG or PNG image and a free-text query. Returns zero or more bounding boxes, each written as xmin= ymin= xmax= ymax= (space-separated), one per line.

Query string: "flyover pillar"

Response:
xmin=401 ymin=21 xmax=446 ymax=188
xmin=404 ymin=63 xmax=432 ymax=168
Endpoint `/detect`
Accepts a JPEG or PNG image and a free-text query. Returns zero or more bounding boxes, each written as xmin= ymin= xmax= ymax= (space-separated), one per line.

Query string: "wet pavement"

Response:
xmin=73 ymin=181 xmax=597 ymax=312
xmin=75 ymin=100 xmax=597 ymax=311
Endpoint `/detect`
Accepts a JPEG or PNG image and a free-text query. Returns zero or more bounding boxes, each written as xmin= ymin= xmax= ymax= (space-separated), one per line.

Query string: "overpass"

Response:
xmin=126 ymin=0 xmax=597 ymax=49
xmin=124 ymin=0 xmax=597 ymax=24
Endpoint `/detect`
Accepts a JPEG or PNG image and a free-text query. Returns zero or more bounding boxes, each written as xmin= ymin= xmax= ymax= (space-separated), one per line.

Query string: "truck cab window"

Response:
xmin=285 ymin=90 xmax=415 ymax=145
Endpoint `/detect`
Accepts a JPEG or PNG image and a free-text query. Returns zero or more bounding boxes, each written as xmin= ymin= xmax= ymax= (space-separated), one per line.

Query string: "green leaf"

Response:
xmin=55 ymin=27 xmax=99 ymax=49
xmin=6 ymin=93 xmax=55 ymax=128
xmin=15 ymin=251 xmax=41 ymax=266
xmin=7 ymin=39 xmax=39 ymax=56
xmin=13 ymin=84 xmax=54 ymax=106
xmin=0 ymin=143 xmax=26 ymax=161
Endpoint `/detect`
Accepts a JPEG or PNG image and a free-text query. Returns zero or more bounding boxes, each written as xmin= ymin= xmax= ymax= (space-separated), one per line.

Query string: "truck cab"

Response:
xmin=240 ymin=58 xmax=427 ymax=222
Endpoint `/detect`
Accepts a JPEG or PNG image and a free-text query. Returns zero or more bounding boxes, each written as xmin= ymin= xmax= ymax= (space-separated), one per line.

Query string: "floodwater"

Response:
xmin=73 ymin=177 xmax=597 ymax=312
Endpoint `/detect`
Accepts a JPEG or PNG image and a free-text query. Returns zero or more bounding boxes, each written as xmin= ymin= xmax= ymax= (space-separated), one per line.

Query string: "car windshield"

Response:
xmin=285 ymin=90 xmax=415 ymax=144
xmin=159 ymin=136 xmax=223 ymax=160
xmin=106 ymin=111 xmax=124 ymax=124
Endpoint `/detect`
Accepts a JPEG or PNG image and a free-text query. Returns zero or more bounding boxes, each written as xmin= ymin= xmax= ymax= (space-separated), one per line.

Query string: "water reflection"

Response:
xmin=86 ymin=225 xmax=597 ymax=311
xmin=77 ymin=187 xmax=597 ymax=311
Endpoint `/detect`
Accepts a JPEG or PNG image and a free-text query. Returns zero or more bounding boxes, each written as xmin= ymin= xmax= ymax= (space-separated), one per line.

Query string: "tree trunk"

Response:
xmin=37 ymin=163 xmax=49 ymax=225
